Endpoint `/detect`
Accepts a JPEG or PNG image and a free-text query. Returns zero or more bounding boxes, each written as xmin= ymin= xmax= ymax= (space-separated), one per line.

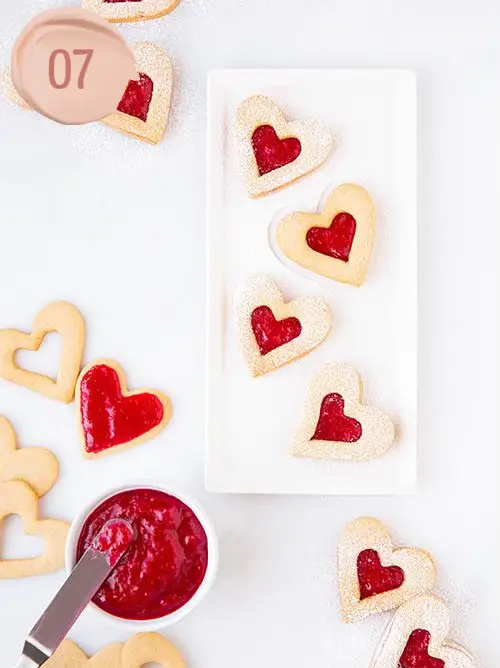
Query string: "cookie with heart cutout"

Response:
xmin=3 ymin=42 xmax=173 ymax=145
xmin=102 ymin=42 xmax=173 ymax=144
xmin=0 ymin=301 xmax=85 ymax=403
xmin=235 ymin=94 xmax=333 ymax=197
xmin=82 ymin=0 xmax=182 ymax=23
xmin=0 ymin=417 xmax=58 ymax=496
xmin=76 ymin=359 xmax=172 ymax=458
xmin=235 ymin=275 xmax=332 ymax=376
xmin=274 ymin=183 xmax=376 ymax=286
xmin=371 ymin=594 xmax=476 ymax=668
xmin=291 ymin=362 xmax=395 ymax=460
xmin=0 ymin=480 xmax=69 ymax=578
xmin=45 ymin=632 xmax=186 ymax=668
xmin=338 ymin=517 xmax=436 ymax=623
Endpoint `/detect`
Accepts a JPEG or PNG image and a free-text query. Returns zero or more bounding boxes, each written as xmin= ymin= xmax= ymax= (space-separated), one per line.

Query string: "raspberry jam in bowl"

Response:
xmin=66 ymin=483 xmax=218 ymax=629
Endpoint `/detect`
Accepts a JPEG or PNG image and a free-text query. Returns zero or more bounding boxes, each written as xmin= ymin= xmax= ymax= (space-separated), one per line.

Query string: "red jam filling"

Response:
xmin=306 ymin=212 xmax=357 ymax=262
xmin=104 ymin=0 xmax=143 ymax=4
xmin=79 ymin=364 xmax=165 ymax=455
xmin=251 ymin=305 xmax=302 ymax=356
xmin=399 ymin=630 xmax=445 ymax=668
xmin=311 ymin=393 xmax=362 ymax=442
xmin=357 ymin=549 xmax=405 ymax=600
xmin=117 ymin=73 xmax=154 ymax=122
xmin=93 ymin=519 xmax=135 ymax=567
xmin=251 ymin=125 xmax=302 ymax=176
xmin=77 ymin=488 xmax=209 ymax=621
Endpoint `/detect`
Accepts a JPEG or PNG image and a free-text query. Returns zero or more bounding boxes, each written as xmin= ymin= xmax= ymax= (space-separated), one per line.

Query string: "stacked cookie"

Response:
xmin=338 ymin=517 xmax=476 ymax=668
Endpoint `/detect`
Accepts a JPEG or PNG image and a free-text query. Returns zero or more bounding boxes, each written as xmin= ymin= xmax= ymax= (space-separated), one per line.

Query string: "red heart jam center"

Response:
xmin=306 ymin=212 xmax=356 ymax=262
xmin=399 ymin=630 xmax=445 ymax=668
xmin=250 ymin=305 xmax=302 ymax=356
xmin=117 ymin=73 xmax=154 ymax=122
xmin=357 ymin=549 xmax=405 ymax=600
xmin=79 ymin=364 xmax=165 ymax=454
xmin=311 ymin=393 xmax=362 ymax=442
xmin=251 ymin=125 xmax=302 ymax=176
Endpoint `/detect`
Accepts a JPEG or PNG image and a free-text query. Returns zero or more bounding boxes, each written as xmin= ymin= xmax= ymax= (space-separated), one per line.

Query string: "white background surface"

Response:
xmin=0 ymin=0 xmax=497 ymax=666
xmin=207 ymin=69 xmax=417 ymax=495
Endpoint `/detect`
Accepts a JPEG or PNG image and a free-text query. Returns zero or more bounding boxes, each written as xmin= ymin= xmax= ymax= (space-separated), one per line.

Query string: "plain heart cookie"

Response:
xmin=338 ymin=517 xmax=436 ymax=623
xmin=76 ymin=359 xmax=172 ymax=458
xmin=0 ymin=417 xmax=58 ymax=496
xmin=291 ymin=362 xmax=395 ymax=460
xmin=102 ymin=42 xmax=173 ymax=144
xmin=0 ymin=301 xmax=85 ymax=403
xmin=45 ymin=632 xmax=186 ymax=668
xmin=82 ymin=0 xmax=182 ymax=23
xmin=371 ymin=595 xmax=475 ymax=668
xmin=235 ymin=94 xmax=333 ymax=197
xmin=235 ymin=275 xmax=332 ymax=376
xmin=274 ymin=183 xmax=376 ymax=286
xmin=0 ymin=480 xmax=69 ymax=578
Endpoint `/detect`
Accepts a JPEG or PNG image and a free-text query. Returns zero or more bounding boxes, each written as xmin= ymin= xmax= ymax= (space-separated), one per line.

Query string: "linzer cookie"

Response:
xmin=102 ymin=42 xmax=173 ymax=144
xmin=0 ymin=480 xmax=69 ymax=578
xmin=76 ymin=359 xmax=172 ymax=458
xmin=0 ymin=301 xmax=85 ymax=403
xmin=235 ymin=275 xmax=332 ymax=376
xmin=45 ymin=632 xmax=186 ymax=668
xmin=235 ymin=94 xmax=333 ymax=196
xmin=3 ymin=42 xmax=173 ymax=144
xmin=83 ymin=0 xmax=182 ymax=23
xmin=371 ymin=595 xmax=475 ymax=668
xmin=291 ymin=362 xmax=395 ymax=460
xmin=274 ymin=183 xmax=375 ymax=286
xmin=338 ymin=517 xmax=436 ymax=623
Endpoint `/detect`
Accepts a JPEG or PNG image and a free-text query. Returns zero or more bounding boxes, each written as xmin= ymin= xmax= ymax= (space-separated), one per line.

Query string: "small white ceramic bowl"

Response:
xmin=65 ymin=480 xmax=219 ymax=631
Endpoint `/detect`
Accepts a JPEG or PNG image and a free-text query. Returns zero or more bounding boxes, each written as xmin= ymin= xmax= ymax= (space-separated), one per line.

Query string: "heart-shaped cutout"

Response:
xmin=0 ymin=480 xmax=68 ymax=578
xmin=274 ymin=183 xmax=376 ymax=286
xmin=82 ymin=0 xmax=182 ymax=22
xmin=338 ymin=517 xmax=436 ymax=622
xmin=76 ymin=359 xmax=172 ymax=458
xmin=291 ymin=362 xmax=395 ymax=460
xmin=46 ymin=632 xmax=186 ymax=668
xmin=235 ymin=94 xmax=333 ymax=197
xmin=235 ymin=275 xmax=332 ymax=376
xmin=0 ymin=301 xmax=85 ymax=403
xmin=371 ymin=595 xmax=475 ymax=668
xmin=0 ymin=417 xmax=58 ymax=496
xmin=102 ymin=42 xmax=173 ymax=144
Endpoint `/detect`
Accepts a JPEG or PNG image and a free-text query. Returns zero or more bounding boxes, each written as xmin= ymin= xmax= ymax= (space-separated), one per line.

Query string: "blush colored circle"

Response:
xmin=11 ymin=7 xmax=136 ymax=125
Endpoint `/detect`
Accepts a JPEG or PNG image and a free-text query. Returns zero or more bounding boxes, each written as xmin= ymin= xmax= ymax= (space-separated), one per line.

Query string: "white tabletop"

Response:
xmin=0 ymin=0 xmax=497 ymax=666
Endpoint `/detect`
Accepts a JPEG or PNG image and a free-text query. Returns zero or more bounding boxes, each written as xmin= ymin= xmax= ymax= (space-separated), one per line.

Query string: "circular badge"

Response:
xmin=11 ymin=7 xmax=137 ymax=125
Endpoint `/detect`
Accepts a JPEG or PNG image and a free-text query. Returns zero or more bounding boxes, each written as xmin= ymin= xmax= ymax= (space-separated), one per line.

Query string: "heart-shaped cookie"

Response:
xmin=291 ymin=362 xmax=395 ymax=460
xmin=3 ymin=42 xmax=173 ymax=145
xmin=0 ymin=301 xmax=85 ymax=403
xmin=274 ymin=183 xmax=376 ymax=286
xmin=338 ymin=517 xmax=436 ymax=623
xmin=0 ymin=417 xmax=58 ymax=496
xmin=371 ymin=595 xmax=475 ymax=668
xmin=0 ymin=480 xmax=69 ymax=578
xmin=235 ymin=94 xmax=333 ymax=197
xmin=76 ymin=359 xmax=172 ymax=458
xmin=82 ymin=0 xmax=182 ymax=23
xmin=102 ymin=42 xmax=173 ymax=144
xmin=235 ymin=275 xmax=332 ymax=376
xmin=45 ymin=632 xmax=186 ymax=668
